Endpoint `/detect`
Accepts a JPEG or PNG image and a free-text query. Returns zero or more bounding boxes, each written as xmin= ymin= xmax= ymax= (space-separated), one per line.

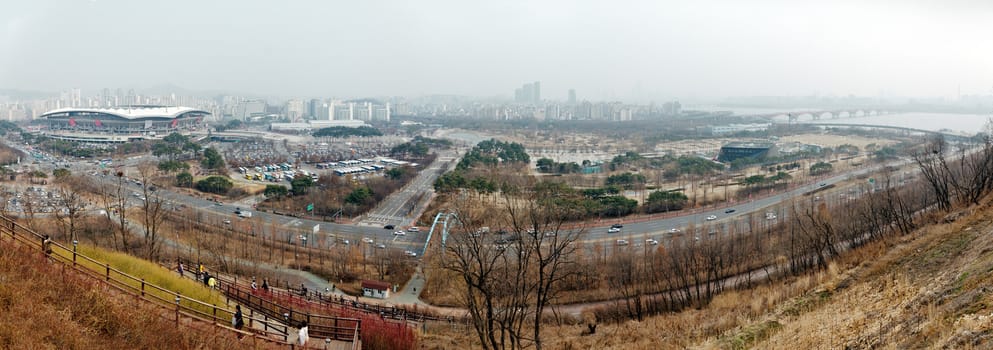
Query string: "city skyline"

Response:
xmin=2 ymin=0 xmax=991 ymax=101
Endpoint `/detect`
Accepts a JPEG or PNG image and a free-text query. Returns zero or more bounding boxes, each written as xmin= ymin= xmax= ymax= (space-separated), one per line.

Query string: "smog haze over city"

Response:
xmin=7 ymin=1 xmax=993 ymax=349
xmin=2 ymin=0 xmax=992 ymax=101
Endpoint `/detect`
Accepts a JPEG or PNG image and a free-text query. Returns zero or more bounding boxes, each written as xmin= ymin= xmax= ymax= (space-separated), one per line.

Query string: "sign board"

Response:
xmin=306 ymin=203 xmax=314 ymax=212
xmin=313 ymin=224 xmax=320 ymax=234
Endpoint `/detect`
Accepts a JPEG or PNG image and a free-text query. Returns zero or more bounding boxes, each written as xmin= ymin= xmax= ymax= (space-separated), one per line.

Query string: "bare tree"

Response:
xmin=53 ymin=177 xmax=87 ymax=243
xmin=137 ymin=162 xmax=168 ymax=260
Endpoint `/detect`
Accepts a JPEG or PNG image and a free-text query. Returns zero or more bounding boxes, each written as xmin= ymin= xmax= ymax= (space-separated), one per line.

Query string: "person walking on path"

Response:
xmin=233 ymin=305 xmax=245 ymax=331
xmin=297 ymin=321 xmax=309 ymax=346
xmin=177 ymin=260 xmax=184 ymax=277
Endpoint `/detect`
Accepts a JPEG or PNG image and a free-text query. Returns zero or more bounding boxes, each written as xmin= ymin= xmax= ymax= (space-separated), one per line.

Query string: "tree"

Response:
xmin=809 ymin=161 xmax=833 ymax=176
xmin=137 ymin=162 xmax=168 ymax=260
xmin=264 ymin=184 xmax=288 ymax=198
xmin=312 ymin=126 xmax=382 ymax=138
xmin=536 ymin=158 xmax=555 ymax=173
xmin=385 ymin=167 xmax=406 ymax=180
xmin=195 ymin=176 xmax=233 ymax=194
xmin=158 ymin=160 xmax=190 ymax=173
xmin=152 ymin=143 xmax=181 ymax=161
xmin=175 ymin=171 xmax=194 ymax=188
xmin=53 ymin=168 xmax=71 ymax=179
xmin=290 ymin=175 xmax=314 ymax=195
xmin=345 ymin=187 xmax=372 ymax=205
xmin=182 ymin=141 xmax=202 ymax=158
xmin=201 ymin=147 xmax=225 ymax=170
xmin=53 ymin=178 xmax=86 ymax=243
xmin=644 ymin=190 xmax=688 ymax=213
xmin=162 ymin=132 xmax=189 ymax=145
xmin=742 ymin=174 xmax=767 ymax=187
xmin=443 ymin=188 xmax=582 ymax=350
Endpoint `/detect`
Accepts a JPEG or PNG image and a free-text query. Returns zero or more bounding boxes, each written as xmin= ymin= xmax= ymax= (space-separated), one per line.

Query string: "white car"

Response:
xmin=362 ymin=237 xmax=374 ymax=244
xmin=607 ymin=227 xmax=621 ymax=233
xmin=394 ymin=230 xmax=406 ymax=236
xmin=669 ymin=228 xmax=681 ymax=233
xmin=646 ymin=239 xmax=659 ymax=245
xmin=706 ymin=215 xmax=717 ymax=221
xmin=223 ymin=220 xmax=231 ymax=224
xmin=407 ymin=227 xmax=420 ymax=232
xmin=404 ymin=250 xmax=417 ymax=257
xmin=615 ymin=239 xmax=629 ymax=246
xmin=376 ymin=243 xmax=387 ymax=249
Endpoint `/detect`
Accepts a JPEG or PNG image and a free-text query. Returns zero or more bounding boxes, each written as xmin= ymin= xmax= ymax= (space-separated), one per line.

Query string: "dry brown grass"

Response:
xmin=420 ymin=198 xmax=993 ymax=349
xmin=0 ymin=240 xmax=273 ymax=349
xmin=736 ymin=203 xmax=993 ymax=349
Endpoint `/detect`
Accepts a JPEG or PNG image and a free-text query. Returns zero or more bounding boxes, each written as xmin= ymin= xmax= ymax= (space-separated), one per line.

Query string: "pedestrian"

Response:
xmin=299 ymin=283 xmax=307 ymax=296
xmin=233 ymin=305 xmax=245 ymax=331
xmin=177 ymin=260 xmax=184 ymax=276
xmin=203 ymin=272 xmax=210 ymax=286
xmin=297 ymin=321 xmax=309 ymax=346
xmin=41 ymin=235 xmax=52 ymax=256
xmin=208 ymin=276 xmax=217 ymax=289
xmin=261 ymin=279 xmax=269 ymax=291
xmin=251 ymin=278 xmax=258 ymax=291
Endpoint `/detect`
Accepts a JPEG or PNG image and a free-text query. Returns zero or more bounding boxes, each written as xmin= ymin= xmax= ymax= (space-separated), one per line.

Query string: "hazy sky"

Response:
xmin=1 ymin=0 xmax=991 ymax=101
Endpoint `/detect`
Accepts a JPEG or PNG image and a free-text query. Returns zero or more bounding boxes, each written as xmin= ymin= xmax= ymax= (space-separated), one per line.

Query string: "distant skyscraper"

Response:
xmin=568 ymin=89 xmax=576 ymax=104
xmin=513 ymin=81 xmax=542 ymax=104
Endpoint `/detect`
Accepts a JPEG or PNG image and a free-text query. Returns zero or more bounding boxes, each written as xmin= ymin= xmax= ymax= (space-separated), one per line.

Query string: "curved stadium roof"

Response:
xmin=40 ymin=105 xmax=210 ymax=120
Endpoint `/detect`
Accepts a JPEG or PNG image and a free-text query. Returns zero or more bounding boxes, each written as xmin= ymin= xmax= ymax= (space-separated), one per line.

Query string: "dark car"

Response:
xmin=724 ymin=208 xmax=736 ymax=214
xmin=611 ymin=223 xmax=624 ymax=229
xmin=384 ymin=224 xmax=395 ymax=230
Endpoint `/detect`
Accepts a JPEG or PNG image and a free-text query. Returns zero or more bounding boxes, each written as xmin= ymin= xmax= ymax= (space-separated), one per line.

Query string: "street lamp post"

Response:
xmin=302 ymin=235 xmax=310 ymax=263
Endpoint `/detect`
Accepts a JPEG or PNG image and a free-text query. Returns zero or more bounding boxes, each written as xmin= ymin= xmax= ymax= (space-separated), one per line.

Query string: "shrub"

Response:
xmin=195 ymin=176 xmax=233 ymax=194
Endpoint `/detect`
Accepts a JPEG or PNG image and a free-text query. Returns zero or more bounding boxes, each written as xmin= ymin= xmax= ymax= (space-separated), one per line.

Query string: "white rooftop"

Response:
xmin=41 ymin=106 xmax=207 ymax=120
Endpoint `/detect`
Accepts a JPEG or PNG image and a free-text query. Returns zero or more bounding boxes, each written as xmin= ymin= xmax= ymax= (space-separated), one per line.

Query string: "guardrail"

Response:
xmin=224 ymin=285 xmax=361 ymax=344
xmin=214 ymin=273 xmax=453 ymax=323
xmin=0 ymin=214 xmax=307 ymax=348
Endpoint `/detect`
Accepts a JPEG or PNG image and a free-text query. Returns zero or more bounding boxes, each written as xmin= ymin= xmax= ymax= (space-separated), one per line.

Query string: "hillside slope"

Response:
xmin=0 ymin=242 xmax=253 ymax=349
xmin=720 ymin=203 xmax=993 ymax=349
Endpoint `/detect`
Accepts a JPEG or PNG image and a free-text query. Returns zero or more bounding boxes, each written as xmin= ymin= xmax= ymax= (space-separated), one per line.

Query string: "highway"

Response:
xmin=4 ymin=133 xmax=909 ymax=258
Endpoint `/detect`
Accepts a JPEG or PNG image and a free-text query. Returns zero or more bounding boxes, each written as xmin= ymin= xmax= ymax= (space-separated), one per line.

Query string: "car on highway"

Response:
xmin=646 ymin=239 xmax=659 ymax=245
xmin=819 ymin=182 xmax=827 ymax=187
xmin=407 ymin=227 xmax=420 ymax=232
xmin=610 ymin=223 xmax=623 ymax=229
xmin=724 ymin=208 xmax=736 ymax=214
xmin=223 ymin=220 xmax=231 ymax=224
xmin=362 ymin=237 xmax=374 ymax=244
xmin=615 ymin=239 xmax=629 ymax=246
xmin=393 ymin=230 xmax=406 ymax=236
xmin=376 ymin=243 xmax=386 ymax=249
xmin=404 ymin=250 xmax=417 ymax=257
xmin=765 ymin=212 xmax=777 ymax=220
xmin=383 ymin=224 xmax=395 ymax=230
xmin=669 ymin=228 xmax=681 ymax=233
xmin=607 ymin=227 xmax=621 ymax=233
xmin=706 ymin=215 xmax=717 ymax=221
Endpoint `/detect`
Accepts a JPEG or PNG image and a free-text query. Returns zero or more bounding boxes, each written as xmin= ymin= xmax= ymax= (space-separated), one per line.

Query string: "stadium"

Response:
xmin=39 ymin=106 xmax=210 ymax=143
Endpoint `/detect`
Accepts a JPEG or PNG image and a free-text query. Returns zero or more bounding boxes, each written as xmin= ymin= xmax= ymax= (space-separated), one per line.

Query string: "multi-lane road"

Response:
xmin=5 ymin=133 xmax=906 ymax=258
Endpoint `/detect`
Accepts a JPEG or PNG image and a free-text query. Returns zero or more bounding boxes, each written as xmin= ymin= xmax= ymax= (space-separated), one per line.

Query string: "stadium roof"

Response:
xmin=40 ymin=105 xmax=209 ymax=120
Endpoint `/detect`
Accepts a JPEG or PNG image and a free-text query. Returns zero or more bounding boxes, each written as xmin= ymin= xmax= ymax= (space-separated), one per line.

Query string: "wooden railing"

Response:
xmin=0 ymin=214 xmax=305 ymax=347
xmin=224 ymin=285 xmax=361 ymax=343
